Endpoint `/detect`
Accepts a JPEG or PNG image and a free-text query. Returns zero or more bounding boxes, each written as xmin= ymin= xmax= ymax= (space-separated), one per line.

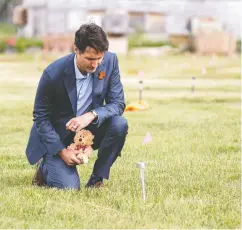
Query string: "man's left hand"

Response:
xmin=66 ymin=112 xmax=96 ymax=132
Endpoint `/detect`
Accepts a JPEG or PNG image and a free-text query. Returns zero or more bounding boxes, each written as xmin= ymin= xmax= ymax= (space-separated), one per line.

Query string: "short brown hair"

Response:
xmin=74 ymin=23 xmax=109 ymax=53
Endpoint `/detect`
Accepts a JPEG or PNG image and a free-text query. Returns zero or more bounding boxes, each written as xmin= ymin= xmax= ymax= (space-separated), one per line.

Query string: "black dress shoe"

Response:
xmin=32 ymin=158 xmax=45 ymax=187
xmin=85 ymin=174 xmax=104 ymax=188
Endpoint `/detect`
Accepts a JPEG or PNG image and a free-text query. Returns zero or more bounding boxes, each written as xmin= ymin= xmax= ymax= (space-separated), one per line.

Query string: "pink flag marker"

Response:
xmin=138 ymin=70 xmax=144 ymax=78
xmin=142 ymin=132 xmax=152 ymax=145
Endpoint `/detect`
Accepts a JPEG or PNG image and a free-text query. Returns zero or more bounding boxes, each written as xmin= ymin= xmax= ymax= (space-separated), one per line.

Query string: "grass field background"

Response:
xmin=0 ymin=53 xmax=240 ymax=228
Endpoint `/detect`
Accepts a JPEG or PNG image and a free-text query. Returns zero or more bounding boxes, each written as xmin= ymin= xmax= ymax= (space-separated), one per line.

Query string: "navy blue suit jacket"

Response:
xmin=26 ymin=52 xmax=125 ymax=165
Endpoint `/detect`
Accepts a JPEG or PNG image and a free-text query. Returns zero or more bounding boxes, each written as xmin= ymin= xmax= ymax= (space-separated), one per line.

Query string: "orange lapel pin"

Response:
xmin=98 ymin=71 xmax=106 ymax=80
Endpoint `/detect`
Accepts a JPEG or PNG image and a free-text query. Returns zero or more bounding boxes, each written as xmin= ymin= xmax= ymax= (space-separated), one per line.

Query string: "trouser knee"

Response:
xmin=108 ymin=116 xmax=128 ymax=137
xmin=42 ymin=158 xmax=80 ymax=190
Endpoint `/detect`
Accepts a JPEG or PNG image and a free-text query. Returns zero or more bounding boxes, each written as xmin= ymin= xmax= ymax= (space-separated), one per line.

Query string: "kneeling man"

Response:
xmin=26 ymin=23 xmax=128 ymax=190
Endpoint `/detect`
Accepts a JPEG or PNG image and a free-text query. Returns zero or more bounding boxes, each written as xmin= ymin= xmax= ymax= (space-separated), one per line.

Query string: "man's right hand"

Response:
xmin=58 ymin=148 xmax=82 ymax=166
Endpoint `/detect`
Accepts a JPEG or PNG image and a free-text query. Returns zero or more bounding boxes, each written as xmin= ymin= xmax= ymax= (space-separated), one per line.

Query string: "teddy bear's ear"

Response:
xmin=79 ymin=130 xmax=85 ymax=135
xmin=73 ymin=134 xmax=79 ymax=143
xmin=86 ymin=140 xmax=93 ymax=146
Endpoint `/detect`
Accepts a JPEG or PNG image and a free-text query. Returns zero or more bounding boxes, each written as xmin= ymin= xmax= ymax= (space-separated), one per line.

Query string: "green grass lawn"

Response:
xmin=119 ymin=53 xmax=241 ymax=79
xmin=0 ymin=53 xmax=240 ymax=228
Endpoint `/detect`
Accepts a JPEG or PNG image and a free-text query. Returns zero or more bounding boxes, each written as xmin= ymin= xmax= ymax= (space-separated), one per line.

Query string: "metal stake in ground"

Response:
xmin=136 ymin=161 xmax=146 ymax=202
xmin=139 ymin=80 xmax=143 ymax=101
xmin=191 ymin=76 xmax=196 ymax=93
xmin=138 ymin=71 xmax=144 ymax=101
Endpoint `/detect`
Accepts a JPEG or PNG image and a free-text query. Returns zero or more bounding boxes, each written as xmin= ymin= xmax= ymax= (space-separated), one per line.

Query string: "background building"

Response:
xmin=1 ymin=0 xmax=241 ymax=55
xmin=6 ymin=0 xmax=241 ymax=39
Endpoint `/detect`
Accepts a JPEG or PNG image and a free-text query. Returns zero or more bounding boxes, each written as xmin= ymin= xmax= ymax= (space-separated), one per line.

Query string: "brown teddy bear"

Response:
xmin=67 ymin=129 xmax=94 ymax=164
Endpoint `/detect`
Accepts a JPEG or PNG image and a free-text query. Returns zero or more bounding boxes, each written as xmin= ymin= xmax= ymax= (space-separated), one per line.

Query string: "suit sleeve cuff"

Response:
xmin=47 ymin=141 xmax=66 ymax=156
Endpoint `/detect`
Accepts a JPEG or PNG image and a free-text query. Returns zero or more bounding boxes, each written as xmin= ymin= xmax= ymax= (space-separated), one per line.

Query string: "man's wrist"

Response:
xmin=90 ymin=110 xmax=98 ymax=121
xmin=58 ymin=148 xmax=66 ymax=156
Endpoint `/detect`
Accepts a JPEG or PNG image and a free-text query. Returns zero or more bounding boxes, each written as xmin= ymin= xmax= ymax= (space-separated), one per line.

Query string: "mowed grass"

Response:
xmin=0 ymin=53 xmax=240 ymax=228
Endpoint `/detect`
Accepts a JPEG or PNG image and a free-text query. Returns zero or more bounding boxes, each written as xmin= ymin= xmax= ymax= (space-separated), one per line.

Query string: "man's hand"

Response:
xmin=58 ymin=148 xmax=82 ymax=166
xmin=66 ymin=112 xmax=96 ymax=133
xmin=83 ymin=146 xmax=93 ymax=158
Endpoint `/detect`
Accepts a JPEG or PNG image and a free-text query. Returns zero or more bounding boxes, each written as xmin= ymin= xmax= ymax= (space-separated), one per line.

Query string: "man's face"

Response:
xmin=74 ymin=45 xmax=104 ymax=74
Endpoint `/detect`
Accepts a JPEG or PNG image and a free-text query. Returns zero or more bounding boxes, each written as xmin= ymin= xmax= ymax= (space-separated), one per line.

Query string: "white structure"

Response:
xmin=15 ymin=0 xmax=241 ymax=39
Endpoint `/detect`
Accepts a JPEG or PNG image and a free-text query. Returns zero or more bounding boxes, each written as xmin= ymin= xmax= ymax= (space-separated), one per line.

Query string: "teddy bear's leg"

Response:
xmin=77 ymin=149 xmax=89 ymax=164
xmin=77 ymin=154 xmax=89 ymax=164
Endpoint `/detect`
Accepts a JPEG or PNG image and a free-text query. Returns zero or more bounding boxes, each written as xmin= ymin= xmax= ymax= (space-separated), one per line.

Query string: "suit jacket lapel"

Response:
xmin=92 ymin=56 xmax=105 ymax=97
xmin=64 ymin=53 xmax=77 ymax=115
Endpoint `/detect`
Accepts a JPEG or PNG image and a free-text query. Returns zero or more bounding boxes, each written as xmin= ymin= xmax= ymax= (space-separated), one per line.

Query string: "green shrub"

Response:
xmin=0 ymin=39 xmax=6 ymax=52
xmin=236 ymin=40 xmax=241 ymax=53
xmin=128 ymin=32 xmax=175 ymax=50
xmin=15 ymin=37 xmax=43 ymax=52
xmin=0 ymin=37 xmax=43 ymax=53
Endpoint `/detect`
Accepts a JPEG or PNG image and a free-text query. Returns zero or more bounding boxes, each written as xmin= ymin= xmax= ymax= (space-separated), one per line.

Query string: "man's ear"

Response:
xmin=73 ymin=45 xmax=78 ymax=54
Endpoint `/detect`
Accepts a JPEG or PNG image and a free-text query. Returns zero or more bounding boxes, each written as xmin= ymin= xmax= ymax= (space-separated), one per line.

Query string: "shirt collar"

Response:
xmin=74 ymin=55 xmax=89 ymax=80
